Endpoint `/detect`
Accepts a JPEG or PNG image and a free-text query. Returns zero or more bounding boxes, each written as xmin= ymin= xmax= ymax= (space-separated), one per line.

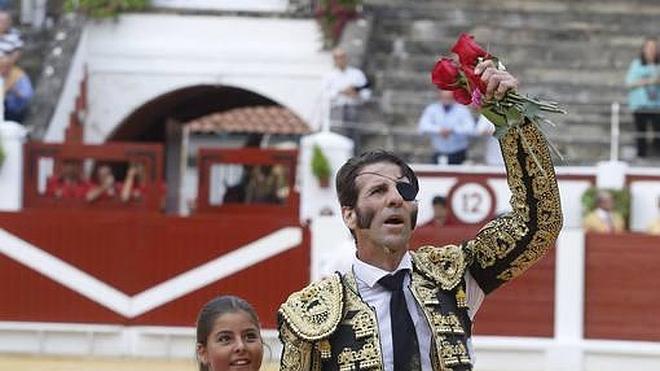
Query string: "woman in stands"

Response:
xmin=626 ymin=37 xmax=660 ymax=158
xmin=85 ymin=164 xmax=118 ymax=202
xmin=196 ymin=295 xmax=264 ymax=371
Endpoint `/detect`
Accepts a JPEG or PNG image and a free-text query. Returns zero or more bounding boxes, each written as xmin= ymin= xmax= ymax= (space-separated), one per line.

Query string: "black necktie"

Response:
xmin=378 ymin=270 xmax=421 ymax=371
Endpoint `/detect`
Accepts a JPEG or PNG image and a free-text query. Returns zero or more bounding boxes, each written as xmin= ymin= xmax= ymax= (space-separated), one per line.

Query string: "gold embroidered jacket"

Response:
xmin=278 ymin=122 xmax=563 ymax=370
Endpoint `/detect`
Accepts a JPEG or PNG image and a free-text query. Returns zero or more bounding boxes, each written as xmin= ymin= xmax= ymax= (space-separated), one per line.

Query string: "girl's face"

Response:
xmin=643 ymin=40 xmax=657 ymax=62
xmin=198 ymin=311 xmax=263 ymax=371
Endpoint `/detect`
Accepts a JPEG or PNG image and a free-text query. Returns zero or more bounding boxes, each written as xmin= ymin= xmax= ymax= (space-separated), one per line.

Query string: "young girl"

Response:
xmin=196 ymin=296 xmax=264 ymax=371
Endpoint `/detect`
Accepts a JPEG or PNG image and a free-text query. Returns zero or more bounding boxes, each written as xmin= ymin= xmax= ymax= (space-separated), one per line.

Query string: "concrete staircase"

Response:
xmin=359 ymin=0 xmax=660 ymax=164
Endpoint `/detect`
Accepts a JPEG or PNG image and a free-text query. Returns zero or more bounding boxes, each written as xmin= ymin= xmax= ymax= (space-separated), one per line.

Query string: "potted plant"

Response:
xmin=314 ymin=0 xmax=360 ymax=48
xmin=311 ymin=144 xmax=332 ymax=188
xmin=0 ymin=137 xmax=5 ymax=169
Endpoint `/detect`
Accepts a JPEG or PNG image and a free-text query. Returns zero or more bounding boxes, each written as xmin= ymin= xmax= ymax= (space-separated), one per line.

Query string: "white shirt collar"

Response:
xmin=352 ymin=251 xmax=413 ymax=288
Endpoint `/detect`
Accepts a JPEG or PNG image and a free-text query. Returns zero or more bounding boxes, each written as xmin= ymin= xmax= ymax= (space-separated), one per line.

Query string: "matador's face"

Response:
xmin=346 ymin=162 xmax=418 ymax=255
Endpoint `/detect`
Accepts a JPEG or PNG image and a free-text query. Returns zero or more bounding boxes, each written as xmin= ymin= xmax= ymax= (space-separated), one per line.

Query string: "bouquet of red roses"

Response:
xmin=431 ymin=34 xmax=565 ymax=146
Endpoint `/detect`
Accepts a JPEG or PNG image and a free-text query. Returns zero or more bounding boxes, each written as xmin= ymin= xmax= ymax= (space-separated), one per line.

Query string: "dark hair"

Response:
xmin=432 ymin=196 xmax=447 ymax=206
xmin=336 ymin=150 xmax=418 ymax=208
xmin=639 ymin=37 xmax=659 ymax=65
xmin=196 ymin=295 xmax=261 ymax=371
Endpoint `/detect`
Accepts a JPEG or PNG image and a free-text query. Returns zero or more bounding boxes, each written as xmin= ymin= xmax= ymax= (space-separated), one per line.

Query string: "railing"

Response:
xmin=327 ymin=99 xmax=660 ymax=164
xmin=23 ymin=142 xmax=164 ymax=211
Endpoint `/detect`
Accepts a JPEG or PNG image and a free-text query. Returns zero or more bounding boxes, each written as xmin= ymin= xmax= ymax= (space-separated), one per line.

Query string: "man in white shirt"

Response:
xmin=278 ymin=60 xmax=563 ymax=371
xmin=325 ymin=47 xmax=371 ymax=153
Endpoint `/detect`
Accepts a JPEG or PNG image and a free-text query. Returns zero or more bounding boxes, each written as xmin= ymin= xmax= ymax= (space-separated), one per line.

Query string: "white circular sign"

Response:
xmin=450 ymin=182 xmax=493 ymax=224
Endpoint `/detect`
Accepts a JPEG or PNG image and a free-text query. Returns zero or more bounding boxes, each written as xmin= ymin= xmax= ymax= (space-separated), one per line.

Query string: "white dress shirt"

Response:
xmin=325 ymin=66 xmax=371 ymax=107
xmin=352 ymin=252 xmax=485 ymax=371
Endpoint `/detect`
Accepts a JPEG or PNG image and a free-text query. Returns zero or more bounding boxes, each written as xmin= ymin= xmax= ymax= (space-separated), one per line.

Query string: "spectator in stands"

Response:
xmin=196 ymin=295 xmax=263 ymax=371
xmin=120 ymin=162 xmax=146 ymax=203
xmin=626 ymin=37 xmax=660 ymax=158
xmin=418 ymin=89 xmax=476 ymax=164
xmin=421 ymin=195 xmax=449 ymax=228
xmin=45 ymin=160 xmax=87 ymax=199
xmin=1 ymin=49 xmax=33 ymax=123
xmin=245 ymin=165 xmax=288 ymax=204
xmin=474 ymin=115 xmax=505 ymax=166
xmin=0 ymin=10 xmax=23 ymax=66
xmin=325 ymin=47 xmax=371 ymax=153
xmin=647 ymin=196 xmax=660 ymax=235
xmin=86 ymin=164 xmax=118 ymax=202
xmin=583 ymin=190 xmax=625 ymax=233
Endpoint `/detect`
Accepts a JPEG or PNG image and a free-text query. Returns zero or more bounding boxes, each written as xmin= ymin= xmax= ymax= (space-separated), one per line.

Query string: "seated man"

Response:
xmin=583 ymin=190 xmax=625 ymax=233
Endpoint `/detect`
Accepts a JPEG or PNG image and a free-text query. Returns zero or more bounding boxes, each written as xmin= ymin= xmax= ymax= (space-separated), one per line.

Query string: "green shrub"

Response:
xmin=311 ymin=145 xmax=331 ymax=183
xmin=0 ymin=137 xmax=4 ymax=168
xmin=65 ymin=0 xmax=149 ymax=18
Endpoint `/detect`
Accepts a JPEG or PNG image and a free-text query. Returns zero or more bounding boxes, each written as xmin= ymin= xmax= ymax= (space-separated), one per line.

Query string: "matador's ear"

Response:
xmin=341 ymin=206 xmax=356 ymax=230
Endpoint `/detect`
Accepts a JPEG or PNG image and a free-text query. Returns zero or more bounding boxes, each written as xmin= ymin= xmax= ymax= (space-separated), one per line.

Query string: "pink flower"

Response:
xmin=470 ymin=89 xmax=482 ymax=108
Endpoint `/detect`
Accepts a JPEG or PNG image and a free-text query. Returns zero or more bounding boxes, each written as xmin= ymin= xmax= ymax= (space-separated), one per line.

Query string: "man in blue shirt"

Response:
xmin=1 ymin=50 xmax=33 ymax=123
xmin=418 ymin=90 xmax=476 ymax=164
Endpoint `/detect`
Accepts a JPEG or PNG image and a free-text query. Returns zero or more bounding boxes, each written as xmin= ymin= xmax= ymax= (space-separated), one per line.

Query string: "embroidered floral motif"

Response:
xmin=279 ymin=273 xmax=343 ymax=340
xmin=413 ymin=245 xmax=466 ymax=291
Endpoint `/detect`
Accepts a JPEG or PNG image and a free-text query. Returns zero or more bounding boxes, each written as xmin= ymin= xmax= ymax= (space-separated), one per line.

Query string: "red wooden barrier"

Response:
xmin=585 ymin=232 xmax=660 ymax=341
xmin=0 ymin=210 xmax=309 ymax=329
xmin=23 ymin=142 xmax=163 ymax=211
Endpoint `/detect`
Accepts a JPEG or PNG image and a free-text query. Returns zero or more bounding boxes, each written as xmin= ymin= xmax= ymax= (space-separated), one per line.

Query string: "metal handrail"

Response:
xmin=325 ymin=99 xmax=660 ymax=162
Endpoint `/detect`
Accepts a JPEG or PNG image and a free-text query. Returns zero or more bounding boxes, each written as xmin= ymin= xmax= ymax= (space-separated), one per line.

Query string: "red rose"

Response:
xmin=461 ymin=64 xmax=487 ymax=94
xmin=451 ymin=33 xmax=491 ymax=67
xmin=431 ymin=58 xmax=461 ymax=91
xmin=453 ymin=88 xmax=472 ymax=105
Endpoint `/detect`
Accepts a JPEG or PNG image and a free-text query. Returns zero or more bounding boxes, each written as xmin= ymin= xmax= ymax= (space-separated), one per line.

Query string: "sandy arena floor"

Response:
xmin=0 ymin=355 xmax=279 ymax=371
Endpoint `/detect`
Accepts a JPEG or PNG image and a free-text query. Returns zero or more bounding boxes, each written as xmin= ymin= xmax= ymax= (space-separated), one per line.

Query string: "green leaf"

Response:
xmin=521 ymin=99 xmax=541 ymax=119
xmin=481 ymin=107 xmax=507 ymax=128
xmin=493 ymin=125 xmax=509 ymax=139
xmin=504 ymin=106 xmax=524 ymax=127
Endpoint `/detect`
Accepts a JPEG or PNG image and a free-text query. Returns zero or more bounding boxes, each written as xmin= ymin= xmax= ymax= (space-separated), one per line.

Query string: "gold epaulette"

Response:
xmin=278 ymin=273 xmax=344 ymax=341
xmin=412 ymin=245 xmax=467 ymax=291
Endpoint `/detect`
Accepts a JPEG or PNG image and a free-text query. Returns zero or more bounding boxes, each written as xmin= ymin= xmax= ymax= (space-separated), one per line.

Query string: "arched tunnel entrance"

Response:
xmin=107 ymin=85 xmax=309 ymax=214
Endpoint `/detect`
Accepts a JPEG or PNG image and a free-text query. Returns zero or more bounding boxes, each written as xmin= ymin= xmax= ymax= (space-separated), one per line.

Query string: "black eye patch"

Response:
xmin=356 ymin=171 xmax=418 ymax=201
xmin=396 ymin=182 xmax=418 ymax=201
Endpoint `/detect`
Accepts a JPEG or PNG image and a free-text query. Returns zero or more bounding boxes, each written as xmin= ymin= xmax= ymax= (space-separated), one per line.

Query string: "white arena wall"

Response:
xmin=45 ymin=13 xmax=334 ymax=143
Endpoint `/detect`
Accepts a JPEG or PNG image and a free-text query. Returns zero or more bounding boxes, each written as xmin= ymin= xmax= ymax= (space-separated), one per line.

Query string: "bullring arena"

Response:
xmin=2 ymin=1 xmax=660 ymax=371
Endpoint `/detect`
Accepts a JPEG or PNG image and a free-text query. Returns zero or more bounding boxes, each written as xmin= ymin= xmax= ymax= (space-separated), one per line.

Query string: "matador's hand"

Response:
xmin=474 ymin=59 xmax=519 ymax=101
